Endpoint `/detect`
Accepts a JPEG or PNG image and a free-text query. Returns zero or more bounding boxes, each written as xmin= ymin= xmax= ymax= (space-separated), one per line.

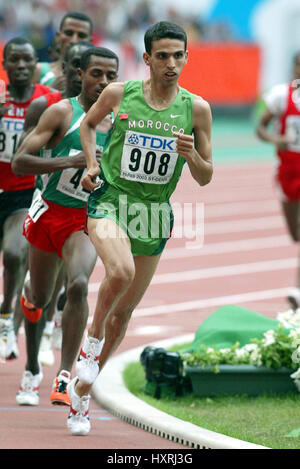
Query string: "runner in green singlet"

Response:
xmin=68 ymin=21 xmax=213 ymax=437
xmin=12 ymin=47 xmax=119 ymax=410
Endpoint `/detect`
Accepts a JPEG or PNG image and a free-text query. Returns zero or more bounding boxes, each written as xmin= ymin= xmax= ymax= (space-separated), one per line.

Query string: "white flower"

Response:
xmin=289 ymin=328 xmax=300 ymax=340
xmin=235 ymin=348 xmax=249 ymax=359
xmin=291 ymin=367 xmax=300 ymax=380
xmin=277 ymin=309 xmax=300 ymax=328
xmin=219 ymin=348 xmax=230 ymax=354
xmin=262 ymin=330 xmax=276 ymax=347
xmin=243 ymin=343 xmax=259 ymax=353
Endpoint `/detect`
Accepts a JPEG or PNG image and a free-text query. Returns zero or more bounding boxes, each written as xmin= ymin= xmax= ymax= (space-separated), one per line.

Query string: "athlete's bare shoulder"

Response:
xmin=193 ymin=95 xmax=211 ymax=114
xmin=42 ymin=98 xmax=72 ymax=120
xmin=193 ymin=95 xmax=212 ymax=127
xmin=101 ymin=82 xmax=124 ymax=103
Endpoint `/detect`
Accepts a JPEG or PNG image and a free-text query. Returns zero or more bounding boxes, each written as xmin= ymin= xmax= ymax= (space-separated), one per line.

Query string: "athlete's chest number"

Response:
xmin=69 ymin=169 xmax=90 ymax=193
xmin=0 ymin=131 xmax=19 ymax=153
xmin=128 ymin=148 xmax=171 ymax=176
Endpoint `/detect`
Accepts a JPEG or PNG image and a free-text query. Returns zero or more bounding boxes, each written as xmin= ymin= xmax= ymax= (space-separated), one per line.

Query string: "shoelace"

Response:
xmin=75 ymin=396 xmax=90 ymax=418
xmin=0 ymin=319 xmax=12 ymax=337
xmin=82 ymin=342 xmax=99 ymax=365
xmin=21 ymin=374 xmax=36 ymax=392
xmin=57 ymin=379 xmax=68 ymax=394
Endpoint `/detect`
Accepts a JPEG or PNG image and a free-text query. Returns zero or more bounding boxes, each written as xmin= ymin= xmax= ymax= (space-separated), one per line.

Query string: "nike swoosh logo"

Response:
xmin=170 ymin=114 xmax=181 ymax=118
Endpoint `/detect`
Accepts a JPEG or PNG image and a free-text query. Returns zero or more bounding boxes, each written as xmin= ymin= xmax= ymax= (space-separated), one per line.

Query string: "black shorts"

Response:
xmin=0 ymin=188 xmax=35 ymax=239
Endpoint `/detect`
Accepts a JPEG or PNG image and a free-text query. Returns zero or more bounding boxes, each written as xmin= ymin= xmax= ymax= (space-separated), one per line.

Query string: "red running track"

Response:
xmin=0 ymin=160 xmax=297 ymax=449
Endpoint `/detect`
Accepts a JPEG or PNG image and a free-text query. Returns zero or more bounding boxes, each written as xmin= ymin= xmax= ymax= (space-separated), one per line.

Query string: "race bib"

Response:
xmin=28 ymin=189 xmax=49 ymax=222
xmin=56 ymin=149 xmax=91 ymax=202
xmin=286 ymin=115 xmax=300 ymax=152
xmin=121 ymin=131 xmax=178 ymax=184
xmin=0 ymin=117 xmax=23 ymax=162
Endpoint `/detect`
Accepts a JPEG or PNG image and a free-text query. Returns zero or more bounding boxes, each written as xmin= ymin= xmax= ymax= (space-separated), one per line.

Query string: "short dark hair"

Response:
xmin=144 ymin=21 xmax=187 ymax=55
xmin=80 ymin=47 xmax=119 ymax=71
xmin=64 ymin=41 xmax=94 ymax=63
xmin=59 ymin=11 xmax=93 ymax=34
xmin=3 ymin=37 xmax=36 ymax=59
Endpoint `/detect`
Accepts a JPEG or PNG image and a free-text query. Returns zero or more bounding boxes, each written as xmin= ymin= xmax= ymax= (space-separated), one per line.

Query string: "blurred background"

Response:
xmin=0 ymin=0 xmax=299 ymax=163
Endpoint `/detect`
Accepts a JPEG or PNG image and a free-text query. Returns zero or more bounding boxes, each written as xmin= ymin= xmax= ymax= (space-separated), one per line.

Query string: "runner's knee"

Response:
xmin=107 ymin=264 xmax=135 ymax=294
xmin=2 ymin=249 xmax=24 ymax=274
xmin=67 ymin=275 xmax=89 ymax=303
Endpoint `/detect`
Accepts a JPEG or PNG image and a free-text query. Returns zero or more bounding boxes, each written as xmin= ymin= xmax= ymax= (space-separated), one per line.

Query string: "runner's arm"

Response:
xmin=256 ymin=109 xmax=294 ymax=148
xmin=12 ymin=103 xmax=82 ymax=175
xmin=174 ymin=97 xmax=213 ymax=186
xmin=80 ymin=82 xmax=123 ymax=191
xmin=17 ymin=96 xmax=49 ymax=149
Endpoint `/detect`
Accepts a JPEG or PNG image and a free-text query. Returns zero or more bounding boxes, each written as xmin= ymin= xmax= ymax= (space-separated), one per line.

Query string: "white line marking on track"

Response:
xmin=90 ymin=257 xmax=297 ymax=291
xmin=162 ymin=234 xmax=291 ymax=259
xmin=132 ymin=287 xmax=291 ymax=318
xmin=150 ymin=257 xmax=297 ymax=284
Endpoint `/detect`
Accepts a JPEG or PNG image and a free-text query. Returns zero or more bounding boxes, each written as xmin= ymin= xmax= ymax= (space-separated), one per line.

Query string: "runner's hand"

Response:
xmin=275 ymin=134 xmax=295 ymax=151
xmin=0 ymin=90 xmax=13 ymax=119
xmin=81 ymin=166 xmax=101 ymax=191
xmin=173 ymin=132 xmax=195 ymax=159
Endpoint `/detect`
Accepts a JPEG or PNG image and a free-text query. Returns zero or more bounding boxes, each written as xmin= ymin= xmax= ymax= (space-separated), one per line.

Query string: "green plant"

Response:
xmin=183 ymin=325 xmax=300 ymax=384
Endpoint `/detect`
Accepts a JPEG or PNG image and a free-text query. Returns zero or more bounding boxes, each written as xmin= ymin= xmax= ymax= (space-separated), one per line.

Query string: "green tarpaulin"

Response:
xmin=184 ymin=305 xmax=287 ymax=352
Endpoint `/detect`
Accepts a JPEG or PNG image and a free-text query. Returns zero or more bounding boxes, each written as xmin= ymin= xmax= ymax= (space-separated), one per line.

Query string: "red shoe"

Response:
xmin=20 ymin=295 xmax=42 ymax=323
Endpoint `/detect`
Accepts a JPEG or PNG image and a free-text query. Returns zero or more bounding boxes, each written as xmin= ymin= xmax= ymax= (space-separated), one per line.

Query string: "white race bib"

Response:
xmin=0 ymin=118 xmax=23 ymax=162
xmin=56 ymin=149 xmax=90 ymax=202
xmin=286 ymin=115 xmax=300 ymax=152
xmin=28 ymin=189 xmax=49 ymax=222
xmin=120 ymin=131 xmax=178 ymax=184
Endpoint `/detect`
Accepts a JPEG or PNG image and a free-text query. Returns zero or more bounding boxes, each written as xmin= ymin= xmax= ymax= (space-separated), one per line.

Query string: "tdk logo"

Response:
xmin=0 ymin=118 xmax=24 ymax=132
xmin=127 ymin=133 xmax=176 ymax=151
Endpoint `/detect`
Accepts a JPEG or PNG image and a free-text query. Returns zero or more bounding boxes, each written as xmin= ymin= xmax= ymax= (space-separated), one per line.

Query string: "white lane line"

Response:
xmin=89 ymin=257 xmax=297 ymax=293
xmin=178 ymin=191 xmax=275 ymax=204
xmin=132 ymin=287 xmax=291 ymax=318
xmin=150 ymin=257 xmax=297 ymax=285
xmin=200 ymin=200 xmax=278 ymax=218
xmin=174 ymin=215 xmax=283 ymax=236
xmin=162 ymin=234 xmax=291 ymax=259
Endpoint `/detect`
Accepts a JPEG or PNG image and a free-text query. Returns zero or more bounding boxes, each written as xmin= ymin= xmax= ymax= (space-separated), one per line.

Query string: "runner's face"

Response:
xmin=58 ymin=18 xmax=92 ymax=56
xmin=64 ymin=45 xmax=92 ymax=95
xmin=3 ymin=43 xmax=37 ymax=86
xmin=80 ymin=55 xmax=118 ymax=102
xmin=143 ymin=38 xmax=187 ymax=85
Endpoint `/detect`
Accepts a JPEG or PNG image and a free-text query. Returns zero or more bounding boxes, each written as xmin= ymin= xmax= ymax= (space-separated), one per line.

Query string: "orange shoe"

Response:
xmin=20 ymin=295 xmax=42 ymax=323
xmin=50 ymin=370 xmax=71 ymax=406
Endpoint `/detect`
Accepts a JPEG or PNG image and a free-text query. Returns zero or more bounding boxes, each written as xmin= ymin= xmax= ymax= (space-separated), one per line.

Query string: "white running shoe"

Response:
xmin=0 ymin=316 xmax=19 ymax=360
xmin=76 ymin=335 xmax=104 ymax=385
xmin=67 ymin=377 xmax=91 ymax=436
xmin=16 ymin=370 xmax=43 ymax=406
xmin=52 ymin=308 xmax=63 ymax=350
xmin=38 ymin=332 xmax=55 ymax=366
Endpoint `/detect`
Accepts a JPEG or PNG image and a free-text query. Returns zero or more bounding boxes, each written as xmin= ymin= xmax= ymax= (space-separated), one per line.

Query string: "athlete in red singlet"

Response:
xmin=257 ymin=51 xmax=300 ymax=310
xmin=0 ymin=37 xmax=51 ymax=360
